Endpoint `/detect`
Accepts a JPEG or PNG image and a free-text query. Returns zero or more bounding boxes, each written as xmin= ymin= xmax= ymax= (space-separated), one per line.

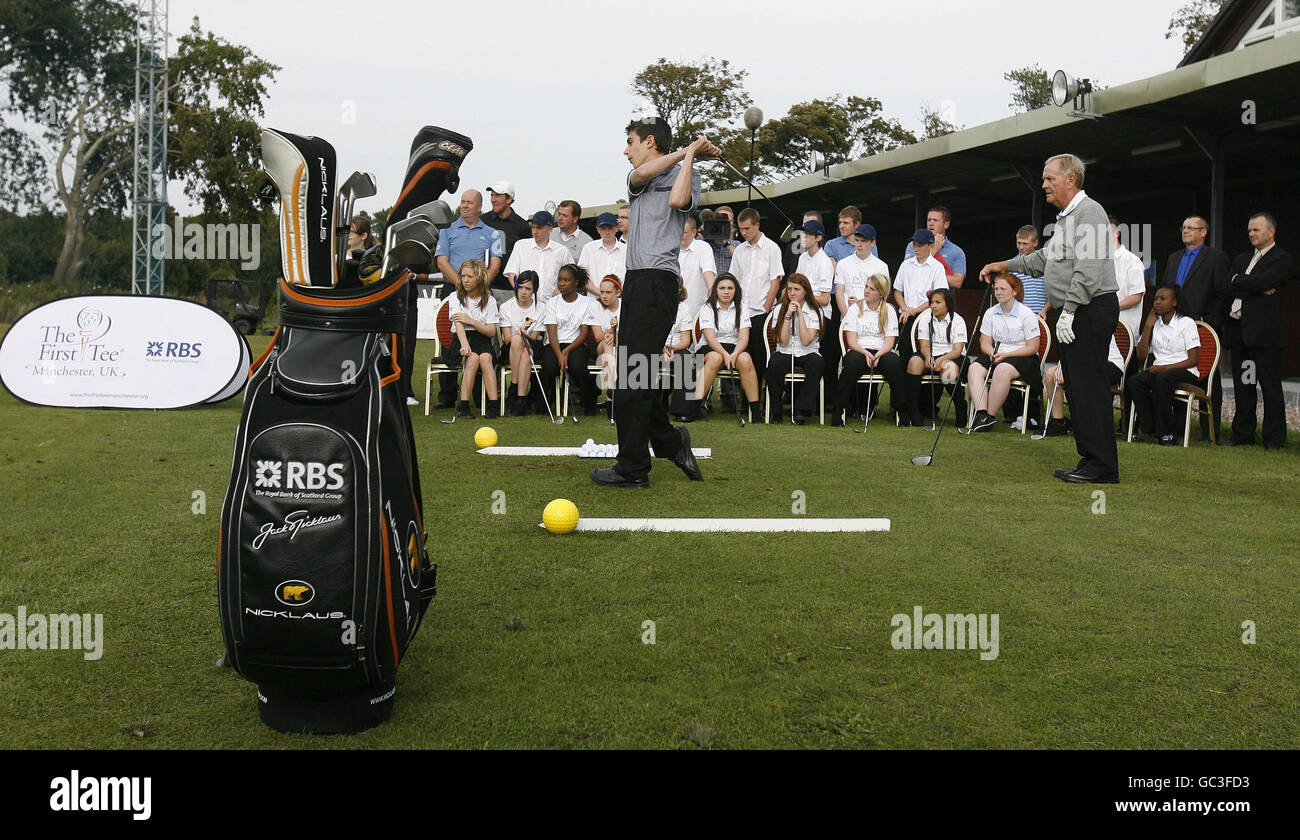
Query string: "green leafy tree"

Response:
xmin=1166 ymin=0 xmax=1228 ymax=54
xmin=1004 ymin=63 xmax=1054 ymax=112
xmin=629 ymin=58 xmax=751 ymax=150
xmin=0 ymin=2 xmax=277 ymax=285
xmin=919 ymin=103 xmax=962 ymax=140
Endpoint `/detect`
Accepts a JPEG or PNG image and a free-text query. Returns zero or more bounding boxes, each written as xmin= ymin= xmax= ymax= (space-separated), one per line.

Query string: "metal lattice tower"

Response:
xmin=131 ymin=0 xmax=168 ymax=296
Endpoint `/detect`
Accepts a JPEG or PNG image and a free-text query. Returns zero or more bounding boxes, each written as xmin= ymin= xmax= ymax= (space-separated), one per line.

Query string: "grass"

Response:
xmin=1 ymin=329 xmax=1297 ymax=749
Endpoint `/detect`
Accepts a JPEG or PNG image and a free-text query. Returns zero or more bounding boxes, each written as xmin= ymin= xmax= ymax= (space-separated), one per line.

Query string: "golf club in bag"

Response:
xmin=262 ymin=128 xmax=339 ymax=287
xmin=912 ymin=276 xmax=995 ymax=465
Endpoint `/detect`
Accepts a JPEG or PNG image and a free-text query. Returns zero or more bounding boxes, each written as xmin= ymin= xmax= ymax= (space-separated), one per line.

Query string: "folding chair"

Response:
xmin=1172 ymin=320 xmax=1221 ymax=447
xmin=423 ymin=296 xmax=486 ymax=416
xmin=1110 ymin=321 xmax=1135 ymax=430
xmin=910 ymin=317 xmax=947 ymax=429
xmin=1006 ymin=314 xmax=1051 ymax=435
xmin=836 ymin=322 xmax=890 ymax=425
xmin=763 ymin=310 xmax=824 ymax=424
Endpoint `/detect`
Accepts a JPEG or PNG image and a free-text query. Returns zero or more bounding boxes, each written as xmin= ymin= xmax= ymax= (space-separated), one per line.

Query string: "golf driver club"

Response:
xmin=522 ymin=334 xmax=564 ymax=425
xmin=853 ymin=374 xmax=875 ymax=433
xmin=1031 ymin=374 xmax=1060 ymax=440
xmin=405 ymin=199 xmax=455 ymax=229
xmin=381 ymin=218 xmax=438 ymax=276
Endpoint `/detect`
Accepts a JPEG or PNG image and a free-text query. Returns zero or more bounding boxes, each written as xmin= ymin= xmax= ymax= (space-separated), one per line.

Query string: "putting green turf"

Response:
xmin=1 ymin=331 xmax=1297 ymax=749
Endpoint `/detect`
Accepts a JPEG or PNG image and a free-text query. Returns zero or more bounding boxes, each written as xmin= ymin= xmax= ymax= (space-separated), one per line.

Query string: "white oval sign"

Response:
xmin=0 ymin=295 xmax=247 ymax=409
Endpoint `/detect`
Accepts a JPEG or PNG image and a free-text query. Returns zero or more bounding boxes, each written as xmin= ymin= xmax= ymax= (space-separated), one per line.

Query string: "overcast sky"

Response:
xmin=166 ymin=0 xmax=1191 ymax=217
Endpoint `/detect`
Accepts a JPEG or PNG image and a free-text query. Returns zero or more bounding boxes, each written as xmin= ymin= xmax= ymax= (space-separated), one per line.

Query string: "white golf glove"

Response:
xmin=1056 ymin=311 xmax=1076 ymax=345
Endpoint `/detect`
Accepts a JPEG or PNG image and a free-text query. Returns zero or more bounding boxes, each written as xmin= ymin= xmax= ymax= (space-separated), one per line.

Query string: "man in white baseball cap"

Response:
xmin=482 ymin=180 xmax=531 ymax=292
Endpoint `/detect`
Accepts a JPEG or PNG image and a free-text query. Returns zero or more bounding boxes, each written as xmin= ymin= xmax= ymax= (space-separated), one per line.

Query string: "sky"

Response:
xmin=164 ymin=0 xmax=1192 ymax=218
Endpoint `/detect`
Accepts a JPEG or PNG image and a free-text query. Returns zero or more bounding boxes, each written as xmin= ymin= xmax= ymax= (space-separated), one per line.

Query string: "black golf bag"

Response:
xmin=219 ymin=271 xmax=435 ymax=733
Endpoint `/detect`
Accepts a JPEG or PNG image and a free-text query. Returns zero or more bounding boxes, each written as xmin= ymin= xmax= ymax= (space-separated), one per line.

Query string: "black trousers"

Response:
xmin=767 ymin=352 xmax=824 ymax=416
xmin=822 ymin=308 xmax=842 ymax=398
xmin=1230 ymin=344 xmax=1285 ymax=447
xmin=541 ymin=343 xmax=596 ymax=413
xmin=836 ymin=350 xmax=903 ymax=418
xmin=1125 ymin=367 xmax=1199 ymax=437
xmin=1060 ymin=292 xmax=1120 ymax=477
xmin=750 ymin=311 xmax=771 ymax=384
xmin=613 ymin=269 xmax=685 ymax=479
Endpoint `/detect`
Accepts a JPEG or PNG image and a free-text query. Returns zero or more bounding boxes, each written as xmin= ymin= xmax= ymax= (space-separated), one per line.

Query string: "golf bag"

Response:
xmin=262 ymin=128 xmax=339 ymax=287
xmin=219 ymin=270 xmax=435 ymax=733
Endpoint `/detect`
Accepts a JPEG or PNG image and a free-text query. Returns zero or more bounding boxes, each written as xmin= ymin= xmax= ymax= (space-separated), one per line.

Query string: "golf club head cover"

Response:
xmin=388 ymin=127 xmax=473 ymax=225
xmin=262 ymin=128 xmax=338 ymax=287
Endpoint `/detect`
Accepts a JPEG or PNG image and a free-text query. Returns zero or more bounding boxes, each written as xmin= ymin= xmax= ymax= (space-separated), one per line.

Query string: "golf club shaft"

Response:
xmin=716 ymin=157 xmax=799 ymax=231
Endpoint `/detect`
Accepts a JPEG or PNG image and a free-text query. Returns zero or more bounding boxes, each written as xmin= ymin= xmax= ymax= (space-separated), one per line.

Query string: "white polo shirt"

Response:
xmin=666 ymin=300 xmax=697 ymax=349
xmin=834 ymin=252 xmax=890 ymax=305
xmin=698 ymin=301 xmax=744 ymax=346
xmin=1113 ymin=244 xmax=1146 ymax=340
xmin=981 ymin=300 xmax=1040 ymax=353
xmin=678 ymin=245 xmax=709 ymax=313
xmin=446 ymin=293 xmax=499 ymax=334
xmin=841 ymin=301 xmax=899 ymax=353
xmin=797 ymin=248 xmax=835 ymax=318
xmin=542 ymin=293 xmax=589 ymax=345
xmin=1107 ymin=336 xmax=1124 ymax=371
xmin=582 ymin=298 xmax=619 ymax=336
xmin=688 ymin=238 xmax=717 ymax=276
xmin=774 ymin=302 xmax=822 ymax=358
xmin=577 ymin=239 xmax=627 ymax=286
xmin=913 ymin=310 xmax=968 ymax=358
xmin=732 ymin=235 xmax=784 ymax=319
xmin=894 ymin=256 xmax=949 ymax=310
xmin=499 ymin=297 xmax=544 ymax=342
xmin=1150 ymin=313 xmax=1200 ymax=369
xmin=504 ymin=238 xmax=571 ymax=298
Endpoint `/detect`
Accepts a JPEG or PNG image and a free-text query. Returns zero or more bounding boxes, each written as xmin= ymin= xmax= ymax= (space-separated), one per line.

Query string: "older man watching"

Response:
xmin=981 ymin=153 xmax=1120 ymax=484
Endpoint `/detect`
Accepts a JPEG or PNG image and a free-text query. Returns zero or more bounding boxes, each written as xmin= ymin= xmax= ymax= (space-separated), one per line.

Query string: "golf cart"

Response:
xmin=206 ymin=277 xmax=267 ymax=335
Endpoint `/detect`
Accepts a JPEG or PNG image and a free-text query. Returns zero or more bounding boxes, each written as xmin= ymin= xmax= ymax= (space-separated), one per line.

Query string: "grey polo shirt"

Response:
xmin=1007 ymin=190 xmax=1118 ymax=312
xmin=625 ymin=163 xmax=700 ymax=275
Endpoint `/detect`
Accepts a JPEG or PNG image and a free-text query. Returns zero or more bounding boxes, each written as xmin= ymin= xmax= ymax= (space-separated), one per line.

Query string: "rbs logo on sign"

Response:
xmin=255 ymin=460 xmax=346 ymax=490
xmin=146 ymin=340 xmax=203 ymax=358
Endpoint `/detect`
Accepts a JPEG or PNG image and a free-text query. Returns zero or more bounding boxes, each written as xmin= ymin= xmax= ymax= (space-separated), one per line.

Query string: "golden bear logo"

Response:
xmin=274 ymin=580 xmax=315 ymax=607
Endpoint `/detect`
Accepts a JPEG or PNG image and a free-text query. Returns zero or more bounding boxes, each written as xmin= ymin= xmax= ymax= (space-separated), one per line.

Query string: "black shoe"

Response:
xmin=1158 ymin=434 xmax=1177 ymax=446
xmin=1053 ymin=468 xmax=1073 ymax=479
xmin=970 ymin=410 xmax=997 ymax=432
xmin=792 ymin=413 xmax=808 ymax=425
xmin=435 ymin=399 xmax=456 ymax=410
xmin=671 ymin=426 xmax=703 ymax=481
xmin=1044 ymin=418 xmax=1071 ymax=437
xmin=485 ymin=403 xmax=500 ymax=419
xmin=456 ymin=401 xmax=474 ymax=419
xmin=1265 ymin=443 xmax=1284 ymax=451
xmin=1058 ymin=469 xmax=1120 ymax=484
xmin=831 ymin=413 xmax=845 ymax=427
xmin=590 ymin=466 xmax=648 ymax=488
xmin=1219 ymin=438 xmax=1252 ymax=447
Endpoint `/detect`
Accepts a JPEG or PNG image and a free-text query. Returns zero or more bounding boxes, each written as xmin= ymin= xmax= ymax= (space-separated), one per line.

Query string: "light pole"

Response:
xmin=743 ymin=107 xmax=763 ymax=209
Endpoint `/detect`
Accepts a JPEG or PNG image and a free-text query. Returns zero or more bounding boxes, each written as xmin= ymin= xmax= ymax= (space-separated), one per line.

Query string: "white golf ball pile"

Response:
xmin=579 ymin=439 xmax=618 ymax=458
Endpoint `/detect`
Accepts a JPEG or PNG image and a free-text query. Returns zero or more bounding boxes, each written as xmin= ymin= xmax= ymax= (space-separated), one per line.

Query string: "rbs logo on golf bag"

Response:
xmin=254 ymin=459 xmax=346 ymax=490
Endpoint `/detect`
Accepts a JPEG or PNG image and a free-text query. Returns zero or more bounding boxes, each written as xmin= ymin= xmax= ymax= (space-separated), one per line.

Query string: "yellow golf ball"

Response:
xmin=474 ymin=426 xmax=498 ymax=448
xmin=542 ymin=499 xmax=579 ymax=534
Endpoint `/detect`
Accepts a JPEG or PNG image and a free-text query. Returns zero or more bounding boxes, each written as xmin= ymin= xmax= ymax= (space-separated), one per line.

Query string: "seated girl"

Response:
xmin=765 ymin=273 xmax=823 ymax=425
xmin=834 ymin=273 xmax=904 ymax=427
xmin=499 ymin=270 xmax=545 ymax=416
xmin=666 ymin=277 xmax=700 ymax=421
xmin=449 ymin=258 xmax=500 ymax=419
xmin=542 ymin=264 xmax=598 ymax=416
xmin=693 ymin=273 xmax=761 ymax=422
xmin=967 ymin=273 xmax=1041 ymax=432
xmin=584 ymin=274 xmax=622 ymax=414
xmin=904 ymin=287 xmax=968 ymax=428
xmin=1124 ymin=284 xmax=1201 ymax=445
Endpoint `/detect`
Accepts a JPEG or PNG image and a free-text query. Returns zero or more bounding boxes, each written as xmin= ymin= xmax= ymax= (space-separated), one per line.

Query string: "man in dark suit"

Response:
xmin=1221 ymin=212 xmax=1292 ymax=450
xmin=1161 ymin=215 xmax=1230 ymax=439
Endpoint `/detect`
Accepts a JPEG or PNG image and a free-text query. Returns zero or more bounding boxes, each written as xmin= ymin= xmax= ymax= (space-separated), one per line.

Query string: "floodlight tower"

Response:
xmin=131 ymin=0 xmax=168 ymax=296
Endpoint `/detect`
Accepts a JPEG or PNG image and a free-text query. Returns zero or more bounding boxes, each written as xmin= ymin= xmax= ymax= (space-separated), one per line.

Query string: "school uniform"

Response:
xmin=443 ymin=294 xmax=500 ymax=359
xmin=504 ymin=238 xmax=570 ymax=298
xmin=666 ymin=300 xmax=700 ymax=417
xmin=541 ymin=293 xmax=596 ymax=413
xmin=1125 ymin=313 xmax=1201 ymax=439
xmin=499 ymin=297 xmax=544 ymax=365
xmin=732 ymin=234 xmax=784 ymax=383
xmin=766 ymin=301 xmax=823 ymax=421
xmin=577 ymin=239 xmax=627 ymax=287
xmin=906 ymin=309 xmax=969 ymax=425
xmin=974 ymin=299 xmax=1042 ymax=387
xmin=893 ymin=256 xmax=948 ymax=358
xmin=836 ymin=301 xmax=904 ymax=421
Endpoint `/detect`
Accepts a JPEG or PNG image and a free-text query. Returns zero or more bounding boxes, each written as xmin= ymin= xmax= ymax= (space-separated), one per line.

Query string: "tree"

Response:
xmin=1166 ymin=0 xmax=1228 ymax=54
xmin=1004 ymin=63 xmax=1054 ymax=112
xmin=0 ymin=2 xmax=277 ymax=285
xmin=919 ymin=104 xmax=962 ymax=140
xmin=629 ymin=58 xmax=751 ymax=150
xmin=705 ymin=95 xmax=916 ymax=189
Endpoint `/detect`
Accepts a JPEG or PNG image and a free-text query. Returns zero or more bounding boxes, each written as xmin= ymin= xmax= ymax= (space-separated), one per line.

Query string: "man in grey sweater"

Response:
xmin=980 ymin=153 xmax=1121 ymax=483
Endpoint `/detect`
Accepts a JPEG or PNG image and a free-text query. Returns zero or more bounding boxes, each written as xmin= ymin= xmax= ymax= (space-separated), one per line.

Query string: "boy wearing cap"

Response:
xmin=893 ymin=229 xmax=949 ymax=359
xmin=578 ymin=212 xmax=627 ymax=293
xmin=795 ymin=220 xmax=836 ymax=393
xmin=591 ymin=116 xmax=719 ymax=489
xmin=833 ymin=224 xmax=890 ymax=315
xmin=504 ymin=211 xmax=571 ymax=298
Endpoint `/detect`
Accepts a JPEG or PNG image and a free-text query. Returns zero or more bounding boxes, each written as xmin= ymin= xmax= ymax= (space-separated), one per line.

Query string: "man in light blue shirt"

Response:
xmin=434 ymin=189 xmax=504 ymax=288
